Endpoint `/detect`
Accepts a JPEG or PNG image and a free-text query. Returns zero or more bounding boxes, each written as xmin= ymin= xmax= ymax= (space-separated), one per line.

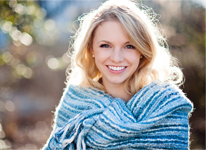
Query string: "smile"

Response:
xmin=106 ymin=65 xmax=127 ymax=74
xmin=107 ymin=66 xmax=126 ymax=71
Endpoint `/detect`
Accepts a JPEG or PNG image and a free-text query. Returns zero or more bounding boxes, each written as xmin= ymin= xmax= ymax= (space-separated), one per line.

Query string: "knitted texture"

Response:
xmin=42 ymin=80 xmax=193 ymax=150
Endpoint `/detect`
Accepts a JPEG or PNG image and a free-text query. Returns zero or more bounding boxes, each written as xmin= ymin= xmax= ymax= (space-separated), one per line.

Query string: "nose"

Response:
xmin=110 ymin=48 xmax=124 ymax=63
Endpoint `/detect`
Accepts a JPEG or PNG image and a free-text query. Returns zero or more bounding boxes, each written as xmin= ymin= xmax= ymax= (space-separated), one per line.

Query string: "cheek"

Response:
xmin=95 ymin=50 xmax=109 ymax=62
xmin=94 ymin=53 xmax=105 ymax=68
xmin=127 ymin=52 xmax=141 ymax=65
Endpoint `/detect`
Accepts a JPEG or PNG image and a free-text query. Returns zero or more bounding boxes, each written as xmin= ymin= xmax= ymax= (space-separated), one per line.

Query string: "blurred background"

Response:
xmin=0 ymin=0 xmax=205 ymax=149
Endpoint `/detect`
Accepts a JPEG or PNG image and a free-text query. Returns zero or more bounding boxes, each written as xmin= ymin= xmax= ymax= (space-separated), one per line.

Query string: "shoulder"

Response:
xmin=151 ymin=80 xmax=193 ymax=113
xmin=58 ymin=84 xmax=103 ymax=111
xmin=54 ymin=84 xmax=110 ymax=128
xmin=53 ymin=84 xmax=90 ymax=128
xmin=63 ymin=84 xmax=105 ymax=99
xmin=130 ymin=80 xmax=193 ymax=115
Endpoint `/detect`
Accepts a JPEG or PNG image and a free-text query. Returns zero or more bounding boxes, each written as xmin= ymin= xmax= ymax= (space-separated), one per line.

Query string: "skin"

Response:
xmin=91 ymin=20 xmax=141 ymax=102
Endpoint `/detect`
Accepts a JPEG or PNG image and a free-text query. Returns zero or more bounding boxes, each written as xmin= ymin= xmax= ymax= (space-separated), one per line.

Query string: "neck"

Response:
xmin=103 ymin=81 xmax=131 ymax=102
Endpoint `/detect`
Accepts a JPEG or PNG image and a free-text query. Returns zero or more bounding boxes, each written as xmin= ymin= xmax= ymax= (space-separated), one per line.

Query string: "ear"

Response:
xmin=90 ymin=48 xmax=94 ymax=55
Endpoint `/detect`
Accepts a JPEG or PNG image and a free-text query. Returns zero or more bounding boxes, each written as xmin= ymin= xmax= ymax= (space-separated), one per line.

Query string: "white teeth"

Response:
xmin=108 ymin=66 xmax=126 ymax=71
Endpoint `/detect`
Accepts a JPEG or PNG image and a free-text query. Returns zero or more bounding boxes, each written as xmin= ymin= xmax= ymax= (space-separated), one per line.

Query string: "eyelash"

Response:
xmin=99 ymin=44 xmax=135 ymax=49
xmin=100 ymin=44 xmax=110 ymax=48
xmin=126 ymin=45 xmax=135 ymax=49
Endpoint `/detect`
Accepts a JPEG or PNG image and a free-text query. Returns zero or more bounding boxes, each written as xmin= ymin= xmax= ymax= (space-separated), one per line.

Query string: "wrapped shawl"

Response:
xmin=43 ymin=80 xmax=193 ymax=150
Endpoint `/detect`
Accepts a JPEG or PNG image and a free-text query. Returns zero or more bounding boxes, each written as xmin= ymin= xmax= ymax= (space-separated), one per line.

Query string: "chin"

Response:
xmin=108 ymin=79 xmax=126 ymax=85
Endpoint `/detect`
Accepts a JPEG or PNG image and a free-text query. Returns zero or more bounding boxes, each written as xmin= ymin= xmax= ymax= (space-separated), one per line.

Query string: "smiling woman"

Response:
xmin=42 ymin=0 xmax=193 ymax=149
xmin=91 ymin=20 xmax=141 ymax=101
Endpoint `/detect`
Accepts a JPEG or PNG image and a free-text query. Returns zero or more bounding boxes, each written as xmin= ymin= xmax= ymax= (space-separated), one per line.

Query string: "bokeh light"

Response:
xmin=2 ymin=52 xmax=13 ymax=63
xmin=2 ymin=21 xmax=12 ymax=33
xmin=19 ymin=32 xmax=33 ymax=46
xmin=47 ymin=57 xmax=59 ymax=70
xmin=35 ymin=121 xmax=48 ymax=134
xmin=11 ymin=58 xmax=20 ymax=68
xmin=14 ymin=4 xmax=25 ymax=14
xmin=26 ymin=5 xmax=37 ymax=15
xmin=22 ymin=67 xmax=33 ymax=79
xmin=36 ymin=8 xmax=47 ymax=19
xmin=4 ymin=101 xmax=15 ymax=112
xmin=10 ymin=28 xmax=21 ymax=41
xmin=44 ymin=20 xmax=55 ymax=31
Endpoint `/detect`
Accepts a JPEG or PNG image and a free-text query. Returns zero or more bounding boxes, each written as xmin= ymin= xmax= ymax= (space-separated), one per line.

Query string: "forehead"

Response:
xmin=93 ymin=20 xmax=129 ymax=43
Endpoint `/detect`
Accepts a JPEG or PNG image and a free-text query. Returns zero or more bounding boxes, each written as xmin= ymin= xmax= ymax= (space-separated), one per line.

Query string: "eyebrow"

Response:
xmin=97 ymin=40 xmax=131 ymax=44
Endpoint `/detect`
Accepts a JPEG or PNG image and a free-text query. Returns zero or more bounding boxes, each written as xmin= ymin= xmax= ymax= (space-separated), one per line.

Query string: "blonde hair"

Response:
xmin=66 ymin=0 xmax=183 ymax=95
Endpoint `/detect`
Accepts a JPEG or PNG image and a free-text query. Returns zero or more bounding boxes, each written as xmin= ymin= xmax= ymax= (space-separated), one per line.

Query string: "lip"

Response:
xmin=106 ymin=65 xmax=127 ymax=74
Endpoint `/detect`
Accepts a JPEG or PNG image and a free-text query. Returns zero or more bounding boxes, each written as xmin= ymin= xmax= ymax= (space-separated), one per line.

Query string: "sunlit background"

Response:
xmin=0 ymin=0 xmax=205 ymax=149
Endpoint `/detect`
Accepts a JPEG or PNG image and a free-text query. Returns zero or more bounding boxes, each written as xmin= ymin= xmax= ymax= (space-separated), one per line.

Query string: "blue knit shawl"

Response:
xmin=43 ymin=80 xmax=193 ymax=150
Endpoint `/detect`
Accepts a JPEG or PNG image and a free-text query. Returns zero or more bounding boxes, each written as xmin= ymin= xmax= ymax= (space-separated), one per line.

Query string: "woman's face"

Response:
xmin=91 ymin=20 xmax=141 ymax=88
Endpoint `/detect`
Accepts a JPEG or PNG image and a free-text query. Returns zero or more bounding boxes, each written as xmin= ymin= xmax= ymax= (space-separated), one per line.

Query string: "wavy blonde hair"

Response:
xmin=66 ymin=0 xmax=183 ymax=95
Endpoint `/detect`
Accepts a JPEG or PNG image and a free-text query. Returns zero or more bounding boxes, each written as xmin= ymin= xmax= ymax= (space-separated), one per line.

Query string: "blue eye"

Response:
xmin=126 ymin=45 xmax=135 ymax=49
xmin=100 ymin=44 xmax=110 ymax=48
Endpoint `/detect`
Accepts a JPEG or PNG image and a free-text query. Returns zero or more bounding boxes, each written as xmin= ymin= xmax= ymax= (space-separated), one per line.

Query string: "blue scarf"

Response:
xmin=43 ymin=80 xmax=193 ymax=150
